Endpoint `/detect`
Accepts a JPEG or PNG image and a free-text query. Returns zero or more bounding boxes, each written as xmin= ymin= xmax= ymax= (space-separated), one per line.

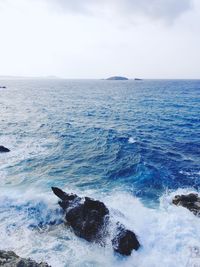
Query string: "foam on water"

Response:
xmin=0 ymin=187 xmax=200 ymax=267
xmin=128 ymin=137 xmax=137 ymax=144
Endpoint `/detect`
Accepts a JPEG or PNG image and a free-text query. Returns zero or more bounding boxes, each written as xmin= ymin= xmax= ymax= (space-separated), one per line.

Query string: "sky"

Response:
xmin=0 ymin=0 xmax=200 ymax=79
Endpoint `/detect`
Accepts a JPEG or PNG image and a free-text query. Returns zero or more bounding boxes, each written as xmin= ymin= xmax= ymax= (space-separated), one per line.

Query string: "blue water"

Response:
xmin=0 ymin=79 xmax=200 ymax=266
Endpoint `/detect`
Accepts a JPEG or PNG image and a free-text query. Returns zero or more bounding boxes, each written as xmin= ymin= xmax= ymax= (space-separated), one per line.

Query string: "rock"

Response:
xmin=0 ymin=250 xmax=50 ymax=267
xmin=52 ymin=187 xmax=141 ymax=256
xmin=0 ymin=146 xmax=10 ymax=153
xmin=112 ymin=224 xmax=140 ymax=256
xmin=172 ymin=193 xmax=200 ymax=215
xmin=52 ymin=187 xmax=109 ymax=242
xmin=106 ymin=76 xmax=128 ymax=81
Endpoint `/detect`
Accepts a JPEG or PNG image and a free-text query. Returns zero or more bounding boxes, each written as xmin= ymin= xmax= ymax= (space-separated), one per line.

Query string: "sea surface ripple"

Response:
xmin=0 ymin=79 xmax=200 ymax=266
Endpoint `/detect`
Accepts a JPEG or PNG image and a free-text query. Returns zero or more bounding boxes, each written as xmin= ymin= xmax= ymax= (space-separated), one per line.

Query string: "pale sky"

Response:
xmin=0 ymin=0 xmax=200 ymax=79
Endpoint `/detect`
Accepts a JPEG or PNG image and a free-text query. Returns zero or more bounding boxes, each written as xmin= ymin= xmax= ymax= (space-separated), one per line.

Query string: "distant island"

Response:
xmin=106 ymin=76 xmax=129 ymax=81
xmin=134 ymin=78 xmax=143 ymax=81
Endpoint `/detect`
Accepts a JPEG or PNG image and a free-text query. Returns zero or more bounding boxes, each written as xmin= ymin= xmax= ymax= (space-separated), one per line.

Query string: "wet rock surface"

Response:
xmin=112 ymin=224 xmax=140 ymax=256
xmin=172 ymin=193 xmax=200 ymax=215
xmin=0 ymin=250 xmax=50 ymax=267
xmin=0 ymin=146 xmax=10 ymax=153
xmin=52 ymin=187 xmax=140 ymax=256
xmin=52 ymin=187 xmax=109 ymax=242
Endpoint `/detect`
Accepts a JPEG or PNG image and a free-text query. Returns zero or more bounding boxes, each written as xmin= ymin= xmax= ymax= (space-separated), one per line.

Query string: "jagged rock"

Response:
xmin=52 ymin=187 xmax=109 ymax=242
xmin=52 ymin=187 xmax=140 ymax=256
xmin=0 ymin=250 xmax=50 ymax=267
xmin=172 ymin=193 xmax=200 ymax=215
xmin=112 ymin=224 xmax=140 ymax=256
xmin=0 ymin=146 xmax=10 ymax=153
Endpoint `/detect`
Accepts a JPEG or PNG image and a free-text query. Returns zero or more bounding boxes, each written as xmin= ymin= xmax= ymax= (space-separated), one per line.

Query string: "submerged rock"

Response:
xmin=0 ymin=146 xmax=10 ymax=153
xmin=52 ymin=187 xmax=140 ymax=256
xmin=0 ymin=250 xmax=50 ymax=267
xmin=172 ymin=193 xmax=200 ymax=215
xmin=112 ymin=224 xmax=140 ymax=256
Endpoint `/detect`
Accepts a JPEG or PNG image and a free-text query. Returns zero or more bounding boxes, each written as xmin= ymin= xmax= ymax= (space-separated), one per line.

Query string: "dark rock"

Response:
xmin=112 ymin=224 xmax=140 ymax=256
xmin=52 ymin=187 xmax=141 ymax=256
xmin=0 ymin=146 xmax=10 ymax=153
xmin=52 ymin=186 xmax=81 ymax=211
xmin=52 ymin=187 xmax=109 ymax=242
xmin=52 ymin=186 xmax=78 ymax=202
xmin=172 ymin=193 xmax=200 ymax=215
xmin=0 ymin=250 xmax=50 ymax=267
xmin=66 ymin=197 xmax=109 ymax=242
xmin=106 ymin=76 xmax=128 ymax=81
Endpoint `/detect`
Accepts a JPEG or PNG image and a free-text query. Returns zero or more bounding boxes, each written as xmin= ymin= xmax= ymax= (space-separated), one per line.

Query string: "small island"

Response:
xmin=134 ymin=78 xmax=143 ymax=81
xmin=106 ymin=76 xmax=128 ymax=81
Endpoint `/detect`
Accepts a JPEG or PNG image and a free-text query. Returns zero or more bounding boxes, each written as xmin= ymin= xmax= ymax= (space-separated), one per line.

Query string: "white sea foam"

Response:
xmin=128 ymin=137 xmax=136 ymax=144
xmin=179 ymin=170 xmax=200 ymax=176
xmin=0 ymin=134 xmax=58 ymax=186
xmin=0 ymin=134 xmax=57 ymax=166
xmin=0 ymin=188 xmax=200 ymax=267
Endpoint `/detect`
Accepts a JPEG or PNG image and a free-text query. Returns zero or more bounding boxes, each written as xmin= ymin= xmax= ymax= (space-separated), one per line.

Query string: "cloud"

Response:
xmin=47 ymin=0 xmax=193 ymax=22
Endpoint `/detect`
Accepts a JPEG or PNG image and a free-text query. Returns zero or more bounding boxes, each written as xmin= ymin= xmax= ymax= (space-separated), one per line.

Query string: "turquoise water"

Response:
xmin=0 ymin=79 xmax=200 ymax=266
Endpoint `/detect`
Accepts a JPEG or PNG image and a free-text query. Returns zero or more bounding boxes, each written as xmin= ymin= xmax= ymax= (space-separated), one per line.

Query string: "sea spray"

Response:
xmin=0 ymin=188 xmax=200 ymax=266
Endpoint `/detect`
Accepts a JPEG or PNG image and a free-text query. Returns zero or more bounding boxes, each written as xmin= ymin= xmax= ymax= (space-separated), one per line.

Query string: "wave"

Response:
xmin=0 ymin=188 xmax=200 ymax=267
xmin=128 ymin=137 xmax=137 ymax=144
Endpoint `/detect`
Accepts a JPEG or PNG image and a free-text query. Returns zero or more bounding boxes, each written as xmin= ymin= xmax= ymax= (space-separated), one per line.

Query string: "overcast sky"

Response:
xmin=0 ymin=0 xmax=199 ymax=79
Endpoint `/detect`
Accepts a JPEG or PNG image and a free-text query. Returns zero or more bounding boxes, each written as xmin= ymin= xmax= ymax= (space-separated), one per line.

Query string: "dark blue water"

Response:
xmin=0 ymin=79 xmax=200 ymax=266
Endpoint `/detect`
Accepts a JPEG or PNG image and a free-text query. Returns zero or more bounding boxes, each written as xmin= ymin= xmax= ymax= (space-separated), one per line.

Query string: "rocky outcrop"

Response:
xmin=0 ymin=146 xmax=10 ymax=153
xmin=172 ymin=193 xmax=200 ymax=215
xmin=52 ymin=187 xmax=109 ymax=242
xmin=52 ymin=187 xmax=140 ymax=256
xmin=0 ymin=250 xmax=50 ymax=267
xmin=112 ymin=224 xmax=140 ymax=256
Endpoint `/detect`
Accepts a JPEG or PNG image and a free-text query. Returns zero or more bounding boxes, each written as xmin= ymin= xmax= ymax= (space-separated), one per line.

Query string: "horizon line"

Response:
xmin=0 ymin=75 xmax=200 ymax=80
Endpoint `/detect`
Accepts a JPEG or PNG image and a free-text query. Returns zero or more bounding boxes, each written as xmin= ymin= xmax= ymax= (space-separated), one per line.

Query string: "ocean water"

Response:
xmin=0 ymin=79 xmax=200 ymax=267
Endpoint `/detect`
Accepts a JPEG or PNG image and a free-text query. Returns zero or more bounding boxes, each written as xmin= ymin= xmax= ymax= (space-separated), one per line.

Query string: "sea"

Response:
xmin=0 ymin=79 xmax=200 ymax=267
